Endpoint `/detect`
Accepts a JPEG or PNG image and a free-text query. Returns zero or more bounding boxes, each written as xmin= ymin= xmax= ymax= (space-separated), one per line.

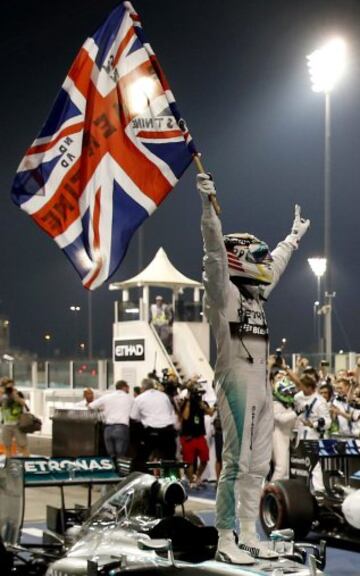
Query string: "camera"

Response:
xmin=161 ymin=368 xmax=169 ymax=383
xmin=160 ymin=368 xmax=179 ymax=398
xmin=148 ymin=369 xmax=160 ymax=382
xmin=317 ymin=417 xmax=326 ymax=430
xmin=320 ymin=360 xmax=330 ymax=367
xmin=188 ymin=380 xmax=206 ymax=402
xmin=147 ymin=369 xmax=179 ymax=398
xmin=348 ymin=395 xmax=360 ymax=410
xmin=2 ymin=384 xmax=16 ymax=408
xmin=316 ymin=417 xmax=326 ymax=437
xmin=273 ymin=348 xmax=283 ymax=368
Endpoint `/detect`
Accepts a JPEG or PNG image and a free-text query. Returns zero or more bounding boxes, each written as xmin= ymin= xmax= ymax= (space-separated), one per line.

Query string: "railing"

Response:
xmin=115 ymin=300 xmax=203 ymax=323
xmin=2 ymin=350 xmax=359 ymax=390
xmin=149 ymin=323 xmax=182 ymax=381
xmin=1 ymin=359 xmax=112 ymax=390
xmin=290 ymin=351 xmax=358 ymax=374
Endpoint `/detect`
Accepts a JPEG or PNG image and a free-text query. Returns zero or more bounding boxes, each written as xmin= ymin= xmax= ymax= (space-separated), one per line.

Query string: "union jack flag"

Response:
xmin=11 ymin=1 xmax=195 ymax=289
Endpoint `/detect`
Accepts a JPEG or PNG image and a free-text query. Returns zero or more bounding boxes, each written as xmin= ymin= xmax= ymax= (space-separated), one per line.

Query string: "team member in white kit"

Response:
xmin=271 ymin=376 xmax=297 ymax=481
xmin=197 ymin=173 xmax=310 ymax=564
xmin=294 ymin=374 xmax=331 ymax=492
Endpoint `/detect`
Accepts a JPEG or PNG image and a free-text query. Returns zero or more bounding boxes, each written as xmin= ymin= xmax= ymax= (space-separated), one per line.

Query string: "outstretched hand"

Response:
xmin=291 ymin=204 xmax=310 ymax=241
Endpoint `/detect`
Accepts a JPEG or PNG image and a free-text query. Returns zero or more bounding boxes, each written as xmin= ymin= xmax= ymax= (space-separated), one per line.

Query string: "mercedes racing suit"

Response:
xmin=201 ymin=201 xmax=298 ymax=532
xmin=271 ymin=400 xmax=297 ymax=481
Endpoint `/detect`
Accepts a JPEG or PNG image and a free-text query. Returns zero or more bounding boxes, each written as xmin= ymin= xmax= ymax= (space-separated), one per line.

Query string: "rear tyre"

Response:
xmin=0 ymin=536 xmax=13 ymax=576
xmin=260 ymin=480 xmax=315 ymax=539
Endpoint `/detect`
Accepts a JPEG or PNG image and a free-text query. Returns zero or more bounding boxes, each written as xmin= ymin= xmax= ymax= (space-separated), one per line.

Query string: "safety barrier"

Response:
xmin=0 ymin=359 xmax=111 ymax=390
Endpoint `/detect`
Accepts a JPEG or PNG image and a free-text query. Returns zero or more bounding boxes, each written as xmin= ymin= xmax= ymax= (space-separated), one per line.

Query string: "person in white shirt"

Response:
xmin=89 ymin=380 xmax=132 ymax=458
xmin=294 ymin=375 xmax=331 ymax=440
xmin=74 ymin=387 xmax=94 ymax=408
xmin=330 ymin=378 xmax=360 ymax=437
xmin=131 ymin=378 xmax=177 ymax=462
xmin=294 ymin=374 xmax=331 ymax=491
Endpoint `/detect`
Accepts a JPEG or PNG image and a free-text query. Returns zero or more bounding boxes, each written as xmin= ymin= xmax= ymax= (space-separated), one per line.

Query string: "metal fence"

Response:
xmin=1 ymin=351 xmax=358 ymax=391
xmin=291 ymin=351 xmax=358 ymax=374
xmin=2 ymin=359 xmax=113 ymax=390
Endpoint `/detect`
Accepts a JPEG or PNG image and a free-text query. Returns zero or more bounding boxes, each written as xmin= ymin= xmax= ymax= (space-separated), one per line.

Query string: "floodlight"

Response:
xmin=308 ymin=258 xmax=327 ymax=278
xmin=307 ymin=38 xmax=347 ymax=93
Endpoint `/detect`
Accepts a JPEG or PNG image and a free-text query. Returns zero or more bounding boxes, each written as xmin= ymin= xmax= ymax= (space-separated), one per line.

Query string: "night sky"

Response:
xmin=2 ymin=0 xmax=360 ymax=359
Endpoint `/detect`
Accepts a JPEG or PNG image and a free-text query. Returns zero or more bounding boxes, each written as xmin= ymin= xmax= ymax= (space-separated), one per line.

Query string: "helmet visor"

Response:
xmin=246 ymin=242 xmax=273 ymax=264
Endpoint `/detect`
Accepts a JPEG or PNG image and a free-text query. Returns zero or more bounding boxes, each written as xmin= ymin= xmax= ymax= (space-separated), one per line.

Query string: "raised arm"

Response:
xmin=262 ymin=205 xmax=310 ymax=299
xmin=198 ymin=174 xmax=230 ymax=309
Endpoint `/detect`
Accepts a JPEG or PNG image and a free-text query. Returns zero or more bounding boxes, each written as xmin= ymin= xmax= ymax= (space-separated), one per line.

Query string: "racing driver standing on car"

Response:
xmin=197 ymin=173 xmax=310 ymax=564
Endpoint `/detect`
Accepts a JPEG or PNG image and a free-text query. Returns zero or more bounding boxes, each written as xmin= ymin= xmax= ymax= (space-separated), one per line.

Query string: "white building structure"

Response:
xmin=109 ymin=247 xmax=215 ymax=398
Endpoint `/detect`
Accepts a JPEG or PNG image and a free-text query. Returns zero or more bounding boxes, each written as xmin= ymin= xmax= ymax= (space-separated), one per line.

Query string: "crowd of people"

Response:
xmin=77 ymin=369 xmax=219 ymax=488
xmin=74 ymin=351 xmax=360 ymax=494
xmin=0 ymin=368 xmax=220 ymax=490
xmin=270 ymin=352 xmax=360 ymax=489
xmin=2 ymin=354 xmax=360 ymax=563
xmin=2 ymin=356 xmax=359 ymax=475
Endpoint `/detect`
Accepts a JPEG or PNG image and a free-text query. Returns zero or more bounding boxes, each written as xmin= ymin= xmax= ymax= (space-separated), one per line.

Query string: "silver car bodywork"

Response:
xmin=0 ymin=458 xmax=325 ymax=576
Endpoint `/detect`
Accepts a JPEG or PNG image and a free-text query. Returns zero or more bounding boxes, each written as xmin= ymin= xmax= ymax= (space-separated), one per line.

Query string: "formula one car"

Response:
xmin=260 ymin=437 xmax=360 ymax=548
xmin=0 ymin=456 xmax=327 ymax=575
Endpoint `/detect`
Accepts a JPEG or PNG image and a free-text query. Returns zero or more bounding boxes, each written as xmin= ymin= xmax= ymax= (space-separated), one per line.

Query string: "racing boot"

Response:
xmin=215 ymin=529 xmax=255 ymax=565
xmin=238 ymin=533 xmax=278 ymax=560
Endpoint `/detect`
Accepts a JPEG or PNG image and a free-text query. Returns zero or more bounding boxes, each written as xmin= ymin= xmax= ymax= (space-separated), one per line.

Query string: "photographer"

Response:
xmin=156 ymin=369 xmax=180 ymax=400
xmin=179 ymin=378 xmax=215 ymax=488
xmin=294 ymin=374 xmax=331 ymax=492
xmin=0 ymin=378 xmax=30 ymax=457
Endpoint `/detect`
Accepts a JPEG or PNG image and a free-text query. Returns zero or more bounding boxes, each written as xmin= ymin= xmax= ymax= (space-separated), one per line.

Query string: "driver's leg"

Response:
xmin=215 ymin=369 xmax=254 ymax=565
xmin=237 ymin=372 xmax=277 ymax=559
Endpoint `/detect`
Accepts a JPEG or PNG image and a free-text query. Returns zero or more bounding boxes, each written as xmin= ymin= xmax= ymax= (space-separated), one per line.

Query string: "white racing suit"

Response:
xmin=271 ymin=400 xmax=297 ymax=481
xmin=294 ymin=391 xmax=331 ymax=491
xmin=331 ymin=396 xmax=360 ymax=436
xmin=294 ymin=391 xmax=331 ymax=441
xmin=201 ymin=200 xmax=297 ymax=532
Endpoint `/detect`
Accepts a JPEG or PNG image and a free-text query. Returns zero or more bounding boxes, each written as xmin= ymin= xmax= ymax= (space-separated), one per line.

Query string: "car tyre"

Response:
xmin=0 ymin=536 xmax=12 ymax=576
xmin=260 ymin=480 xmax=315 ymax=539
